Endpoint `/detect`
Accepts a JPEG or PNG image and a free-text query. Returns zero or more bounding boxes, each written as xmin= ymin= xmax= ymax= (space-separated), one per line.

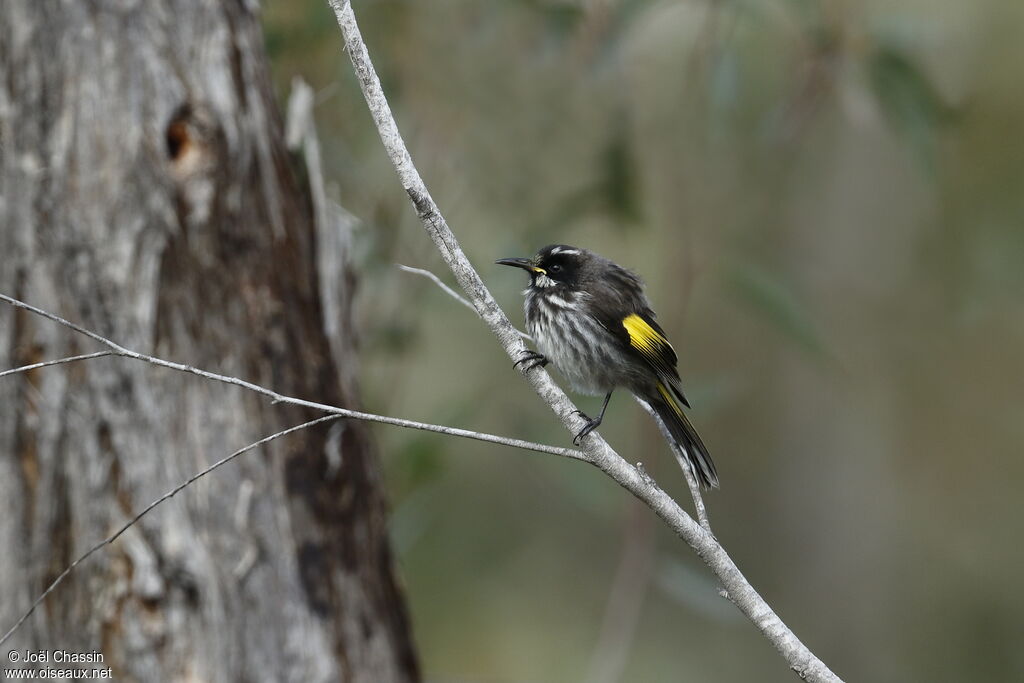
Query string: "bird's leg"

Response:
xmin=573 ymin=391 xmax=614 ymax=445
xmin=513 ymin=349 xmax=548 ymax=372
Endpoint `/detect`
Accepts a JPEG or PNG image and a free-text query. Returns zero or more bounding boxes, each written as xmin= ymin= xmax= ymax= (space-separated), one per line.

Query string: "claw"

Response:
xmin=514 ymin=350 xmax=548 ymax=372
xmin=572 ymin=412 xmax=601 ymax=446
xmin=570 ymin=392 xmax=613 ymax=446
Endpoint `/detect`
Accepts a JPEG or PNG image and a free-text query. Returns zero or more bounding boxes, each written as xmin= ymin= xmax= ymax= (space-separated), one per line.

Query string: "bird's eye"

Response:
xmin=549 ymin=263 xmax=562 ymax=273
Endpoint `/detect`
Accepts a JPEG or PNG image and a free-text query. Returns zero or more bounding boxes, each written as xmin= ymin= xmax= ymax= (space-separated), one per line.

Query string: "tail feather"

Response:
xmin=652 ymin=383 xmax=719 ymax=489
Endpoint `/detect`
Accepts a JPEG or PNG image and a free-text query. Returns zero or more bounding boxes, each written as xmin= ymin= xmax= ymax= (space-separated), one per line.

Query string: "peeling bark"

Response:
xmin=0 ymin=1 xmax=418 ymax=680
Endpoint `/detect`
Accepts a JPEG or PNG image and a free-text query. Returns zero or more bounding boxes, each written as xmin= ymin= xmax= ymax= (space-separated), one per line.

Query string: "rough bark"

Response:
xmin=0 ymin=1 xmax=418 ymax=681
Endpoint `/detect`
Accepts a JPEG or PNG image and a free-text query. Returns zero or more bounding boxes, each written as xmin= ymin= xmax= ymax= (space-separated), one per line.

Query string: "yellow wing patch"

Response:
xmin=623 ymin=313 xmax=672 ymax=358
xmin=623 ymin=312 xmax=684 ymax=393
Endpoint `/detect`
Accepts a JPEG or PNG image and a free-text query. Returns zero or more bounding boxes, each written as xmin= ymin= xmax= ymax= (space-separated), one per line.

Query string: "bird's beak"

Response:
xmin=496 ymin=257 xmax=546 ymax=275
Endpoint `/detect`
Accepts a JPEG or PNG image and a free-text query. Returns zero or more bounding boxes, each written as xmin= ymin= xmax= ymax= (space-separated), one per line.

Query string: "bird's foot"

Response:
xmin=571 ymin=410 xmax=602 ymax=446
xmin=514 ymin=350 xmax=548 ymax=372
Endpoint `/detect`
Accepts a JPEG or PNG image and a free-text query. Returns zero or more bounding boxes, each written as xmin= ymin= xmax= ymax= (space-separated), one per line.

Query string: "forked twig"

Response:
xmin=0 ymin=293 xmax=582 ymax=461
xmin=0 ymin=292 xmax=585 ymax=644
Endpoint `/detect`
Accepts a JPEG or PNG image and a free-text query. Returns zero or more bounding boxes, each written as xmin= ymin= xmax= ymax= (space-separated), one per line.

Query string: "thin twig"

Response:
xmin=0 ymin=296 xmax=131 ymax=353
xmin=326 ymin=3 xmax=842 ymax=680
xmin=0 ymin=293 xmax=583 ymax=646
xmin=397 ymin=264 xmax=476 ymax=313
xmin=397 ymin=264 xmax=532 ymax=340
xmin=677 ymin=446 xmax=712 ymax=533
xmin=0 ymin=415 xmax=342 ymax=647
xmin=637 ymin=397 xmax=710 ymax=532
xmin=0 ymin=293 xmax=583 ymax=462
xmin=0 ymin=351 xmax=113 ymax=379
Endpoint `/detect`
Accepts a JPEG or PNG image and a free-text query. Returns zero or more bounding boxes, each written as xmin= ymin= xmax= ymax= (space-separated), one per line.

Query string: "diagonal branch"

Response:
xmin=0 ymin=293 xmax=586 ymax=646
xmin=326 ymin=2 xmax=843 ymax=680
xmin=0 ymin=415 xmax=343 ymax=647
xmin=0 ymin=293 xmax=583 ymax=462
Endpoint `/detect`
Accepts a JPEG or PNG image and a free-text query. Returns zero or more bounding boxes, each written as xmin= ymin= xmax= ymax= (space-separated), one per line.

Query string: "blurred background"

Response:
xmin=266 ymin=1 xmax=1023 ymax=681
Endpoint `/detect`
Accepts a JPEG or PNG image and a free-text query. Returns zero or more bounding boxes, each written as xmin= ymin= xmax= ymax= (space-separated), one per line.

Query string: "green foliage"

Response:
xmin=542 ymin=114 xmax=644 ymax=232
xmin=726 ymin=263 xmax=829 ymax=359
xmin=394 ymin=436 xmax=446 ymax=493
xmin=601 ymin=114 xmax=645 ymax=227
xmin=868 ymin=41 xmax=954 ymax=172
xmin=523 ymin=0 xmax=585 ymax=40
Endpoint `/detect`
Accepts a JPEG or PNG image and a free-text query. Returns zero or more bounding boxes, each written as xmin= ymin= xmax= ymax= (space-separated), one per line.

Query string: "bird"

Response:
xmin=496 ymin=244 xmax=718 ymax=489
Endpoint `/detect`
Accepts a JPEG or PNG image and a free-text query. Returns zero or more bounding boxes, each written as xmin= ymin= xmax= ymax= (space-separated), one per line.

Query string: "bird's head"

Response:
xmin=496 ymin=244 xmax=590 ymax=290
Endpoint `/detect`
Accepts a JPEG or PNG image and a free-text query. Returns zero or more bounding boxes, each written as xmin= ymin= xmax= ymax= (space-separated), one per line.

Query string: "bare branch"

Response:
xmin=0 ymin=292 xmax=585 ymax=646
xmin=637 ymin=397 xmax=710 ymax=532
xmin=0 ymin=295 xmax=131 ymax=353
xmin=678 ymin=446 xmax=712 ymax=533
xmin=0 ymin=415 xmax=342 ymax=647
xmin=0 ymin=351 xmax=113 ymax=379
xmin=397 ymin=264 xmax=476 ymax=313
xmin=0 ymin=293 xmax=583 ymax=462
xmin=326 ymin=2 xmax=842 ymax=680
xmin=397 ymin=264 xmax=532 ymax=340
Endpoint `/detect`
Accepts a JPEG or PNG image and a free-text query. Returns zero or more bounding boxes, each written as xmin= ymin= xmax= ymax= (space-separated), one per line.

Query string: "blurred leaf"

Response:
xmin=262 ymin=0 xmax=335 ymax=59
xmin=389 ymin=480 xmax=441 ymax=554
xmin=534 ymin=186 xmax=599 ymax=238
xmin=710 ymin=49 xmax=741 ymax=116
xmin=782 ymin=0 xmax=822 ymax=21
xmin=521 ymin=0 xmax=585 ymax=41
xmin=550 ymin=460 xmax=622 ymax=518
xmin=727 ymin=263 xmax=829 ymax=358
xmin=601 ymin=115 xmax=645 ymax=227
xmin=370 ymin=320 xmax=419 ymax=354
xmin=868 ymin=44 xmax=954 ymax=172
xmin=961 ymin=218 xmax=1024 ymax=312
xmin=393 ymin=436 xmax=446 ymax=493
xmin=593 ymin=0 xmax=659 ymax=66
xmin=521 ymin=0 xmax=650 ymax=59
xmin=536 ymin=114 xmax=644 ymax=233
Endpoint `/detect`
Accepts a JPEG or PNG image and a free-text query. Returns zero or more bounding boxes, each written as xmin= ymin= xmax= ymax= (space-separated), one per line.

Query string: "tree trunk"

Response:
xmin=0 ymin=2 xmax=419 ymax=681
